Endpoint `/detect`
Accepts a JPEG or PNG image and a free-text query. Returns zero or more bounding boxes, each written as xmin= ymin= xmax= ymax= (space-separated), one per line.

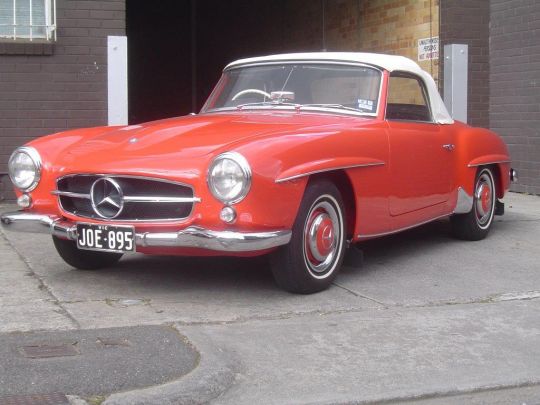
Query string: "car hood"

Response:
xmin=40 ymin=112 xmax=368 ymax=168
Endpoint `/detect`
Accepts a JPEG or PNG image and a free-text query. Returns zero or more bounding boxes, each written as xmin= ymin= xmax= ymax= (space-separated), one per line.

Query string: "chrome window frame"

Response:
xmin=202 ymin=60 xmax=384 ymax=118
xmin=384 ymin=70 xmax=436 ymax=124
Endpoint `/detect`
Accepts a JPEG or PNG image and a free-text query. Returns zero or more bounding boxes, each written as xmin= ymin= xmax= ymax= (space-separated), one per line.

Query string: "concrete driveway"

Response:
xmin=1 ymin=192 xmax=539 ymax=404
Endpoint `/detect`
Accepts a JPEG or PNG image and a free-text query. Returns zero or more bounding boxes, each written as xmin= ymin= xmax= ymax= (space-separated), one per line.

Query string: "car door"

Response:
xmin=386 ymin=72 xmax=453 ymax=216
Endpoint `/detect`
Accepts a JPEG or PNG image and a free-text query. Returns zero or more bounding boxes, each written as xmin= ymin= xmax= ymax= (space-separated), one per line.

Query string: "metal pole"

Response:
xmin=13 ymin=0 xmax=16 ymax=39
xmin=191 ymin=0 xmax=197 ymax=112
xmin=45 ymin=0 xmax=50 ymax=40
xmin=29 ymin=0 xmax=32 ymax=40
xmin=321 ymin=0 xmax=326 ymax=51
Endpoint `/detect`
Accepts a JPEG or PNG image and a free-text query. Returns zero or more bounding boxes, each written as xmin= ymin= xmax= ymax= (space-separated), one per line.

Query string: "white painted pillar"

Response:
xmin=443 ymin=44 xmax=468 ymax=123
xmin=107 ymin=35 xmax=128 ymax=126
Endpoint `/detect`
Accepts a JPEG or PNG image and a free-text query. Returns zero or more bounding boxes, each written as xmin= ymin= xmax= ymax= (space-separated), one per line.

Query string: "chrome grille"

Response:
xmin=55 ymin=175 xmax=199 ymax=221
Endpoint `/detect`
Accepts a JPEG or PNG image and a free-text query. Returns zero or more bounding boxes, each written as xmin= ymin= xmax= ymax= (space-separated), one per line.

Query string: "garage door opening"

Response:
xmin=126 ymin=0 xmax=327 ymax=124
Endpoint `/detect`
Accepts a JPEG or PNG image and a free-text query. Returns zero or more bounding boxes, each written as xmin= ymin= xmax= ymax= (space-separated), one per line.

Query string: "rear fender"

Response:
xmin=454 ymin=127 xmax=511 ymax=199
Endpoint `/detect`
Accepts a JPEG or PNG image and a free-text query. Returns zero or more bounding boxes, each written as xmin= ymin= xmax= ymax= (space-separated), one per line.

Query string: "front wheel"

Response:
xmin=53 ymin=236 xmax=123 ymax=270
xmin=451 ymin=167 xmax=496 ymax=241
xmin=271 ymin=179 xmax=347 ymax=294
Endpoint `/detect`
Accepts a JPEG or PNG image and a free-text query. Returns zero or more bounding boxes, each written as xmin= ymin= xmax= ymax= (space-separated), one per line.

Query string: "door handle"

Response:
xmin=442 ymin=144 xmax=455 ymax=151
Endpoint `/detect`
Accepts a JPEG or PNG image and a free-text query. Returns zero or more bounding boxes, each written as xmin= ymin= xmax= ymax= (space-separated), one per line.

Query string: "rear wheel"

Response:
xmin=271 ymin=179 xmax=346 ymax=294
xmin=53 ymin=236 xmax=123 ymax=270
xmin=451 ymin=167 xmax=496 ymax=241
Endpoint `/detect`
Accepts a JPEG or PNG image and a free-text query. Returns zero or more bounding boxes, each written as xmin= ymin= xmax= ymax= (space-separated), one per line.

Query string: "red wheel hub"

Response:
xmin=480 ymin=184 xmax=491 ymax=214
xmin=305 ymin=209 xmax=337 ymax=264
xmin=316 ymin=216 xmax=335 ymax=257
xmin=475 ymin=171 xmax=495 ymax=227
xmin=302 ymin=197 xmax=342 ymax=276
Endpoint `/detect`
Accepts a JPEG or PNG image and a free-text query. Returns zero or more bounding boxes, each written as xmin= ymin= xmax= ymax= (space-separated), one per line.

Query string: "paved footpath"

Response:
xmin=0 ymin=192 xmax=539 ymax=404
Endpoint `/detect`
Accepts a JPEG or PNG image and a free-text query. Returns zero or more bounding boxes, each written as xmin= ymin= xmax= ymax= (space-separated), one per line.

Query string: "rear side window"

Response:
xmin=386 ymin=73 xmax=432 ymax=122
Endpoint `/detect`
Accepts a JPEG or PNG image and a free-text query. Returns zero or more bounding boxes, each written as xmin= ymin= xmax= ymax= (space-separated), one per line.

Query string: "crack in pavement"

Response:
xmin=390 ymin=291 xmax=540 ymax=310
xmin=497 ymin=218 xmax=540 ymax=222
xmin=0 ymin=228 xmax=81 ymax=329
xmin=351 ymin=379 xmax=540 ymax=405
xmin=46 ymin=289 xmax=540 ymax=328
xmin=332 ymin=282 xmax=389 ymax=307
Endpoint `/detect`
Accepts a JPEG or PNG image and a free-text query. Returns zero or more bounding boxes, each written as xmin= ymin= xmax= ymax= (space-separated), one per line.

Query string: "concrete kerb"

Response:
xmin=303 ymin=380 xmax=540 ymax=405
xmin=103 ymin=324 xmax=239 ymax=405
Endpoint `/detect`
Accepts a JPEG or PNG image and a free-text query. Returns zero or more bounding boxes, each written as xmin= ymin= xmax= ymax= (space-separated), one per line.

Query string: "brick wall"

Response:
xmin=490 ymin=0 xmax=540 ymax=194
xmin=439 ymin=0 xmax=490 ymax=128
xmin=325 ymin=0 xmax=440 ymax=84
xmin=0 ymin=0 xmax=125 ymax=200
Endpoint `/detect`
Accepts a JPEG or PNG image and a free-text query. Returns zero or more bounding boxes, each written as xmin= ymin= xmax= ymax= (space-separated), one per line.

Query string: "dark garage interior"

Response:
xmin=126 ymin=0 xmax=326 ymax=124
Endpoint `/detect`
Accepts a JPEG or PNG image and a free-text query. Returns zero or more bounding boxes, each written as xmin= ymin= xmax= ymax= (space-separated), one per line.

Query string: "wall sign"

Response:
xmin=418 ymin=36 xmax=439 ymax=61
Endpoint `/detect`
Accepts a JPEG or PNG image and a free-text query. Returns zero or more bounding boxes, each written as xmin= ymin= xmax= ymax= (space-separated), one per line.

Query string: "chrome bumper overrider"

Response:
xmin=0 ymin=211 xmax=292 ymax=252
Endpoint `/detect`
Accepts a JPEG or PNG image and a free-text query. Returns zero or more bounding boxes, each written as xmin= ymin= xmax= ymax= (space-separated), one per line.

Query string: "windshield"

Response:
xmin=202 ymin=63 xmax=382 ymax=116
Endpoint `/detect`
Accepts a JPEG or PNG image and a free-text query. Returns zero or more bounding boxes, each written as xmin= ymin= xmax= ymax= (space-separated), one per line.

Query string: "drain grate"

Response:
xmin=1 ymin=326 xmax=198 ymax=397
xmin=19 ymin=343 xmax=79 ymax=359
xmin=0 ymin=393 xmax=69 ymax=405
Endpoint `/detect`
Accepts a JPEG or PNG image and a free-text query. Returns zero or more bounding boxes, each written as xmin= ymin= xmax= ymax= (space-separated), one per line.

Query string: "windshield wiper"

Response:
xmin=233 ymin=102 xmax=373 ymax=114
xmin=236 ymin=101 xmax=301 ymax=110
xmin=300 ymin=103 xmax=367 ymax=113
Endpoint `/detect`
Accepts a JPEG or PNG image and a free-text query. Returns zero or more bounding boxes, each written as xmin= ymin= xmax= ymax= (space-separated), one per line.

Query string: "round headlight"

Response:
xmin=208 ymin=152 xmax=251 ymax=204
xmin=8 ymin=147 xmax=42 ymax=191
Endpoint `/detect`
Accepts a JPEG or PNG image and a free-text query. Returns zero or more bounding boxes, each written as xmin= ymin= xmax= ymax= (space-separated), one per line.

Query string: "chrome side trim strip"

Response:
xmin=275 ymin=162 xmax=385 ymax=183
xmin=0 ymin=211 xmax=292 ymax=253
xmin=357 ymin=213 xmax=450 ymax=239
xmin=468 ymin=160 xmax=511 ymax=168
xmin=453 ymin=187 xmax=474 ymax=214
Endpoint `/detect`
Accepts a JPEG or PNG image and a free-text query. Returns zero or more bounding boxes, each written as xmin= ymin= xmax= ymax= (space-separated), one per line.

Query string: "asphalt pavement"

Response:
xmin=0 ymin=326 xmax=198 ymax=397
xmin=0 ymin=192 xmax=539 ymax=404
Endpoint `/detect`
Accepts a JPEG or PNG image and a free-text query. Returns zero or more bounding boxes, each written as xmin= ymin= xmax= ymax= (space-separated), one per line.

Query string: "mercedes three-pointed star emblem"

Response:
xmin=90 ymin=177 xmax=124 ymax=219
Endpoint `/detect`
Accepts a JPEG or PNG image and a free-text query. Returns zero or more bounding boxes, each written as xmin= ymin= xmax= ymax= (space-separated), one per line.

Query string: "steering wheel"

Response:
xmin=231 ymin=88 xmax=272 ymax=101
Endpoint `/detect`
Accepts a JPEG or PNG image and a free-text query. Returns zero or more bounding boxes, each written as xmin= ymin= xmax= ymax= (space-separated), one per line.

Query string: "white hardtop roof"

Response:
xmin=225 ymin=52 xmax=454 ymax=125
xmin=225 ymin=52 xmax=424 ymax=73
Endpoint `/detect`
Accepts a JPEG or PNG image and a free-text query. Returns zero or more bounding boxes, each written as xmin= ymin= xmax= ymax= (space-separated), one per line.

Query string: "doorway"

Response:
xmin=126 ymin=0 xmax=326 ymax=124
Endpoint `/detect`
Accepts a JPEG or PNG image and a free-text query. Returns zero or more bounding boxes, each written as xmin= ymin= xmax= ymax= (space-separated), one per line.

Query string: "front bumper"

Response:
xmin=0 ymin=211 xmax=292 ymax=252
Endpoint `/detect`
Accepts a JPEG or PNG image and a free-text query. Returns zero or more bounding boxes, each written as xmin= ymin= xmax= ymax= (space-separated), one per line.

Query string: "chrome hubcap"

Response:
xmin=303 ymin=199 xmax=341 ymax=275
xmin=475 ymin=172 xmax=494 ymax=226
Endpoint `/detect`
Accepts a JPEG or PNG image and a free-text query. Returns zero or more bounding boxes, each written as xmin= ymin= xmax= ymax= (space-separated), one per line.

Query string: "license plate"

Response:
xmin=76 ymin=223 xmax=135 ymax=253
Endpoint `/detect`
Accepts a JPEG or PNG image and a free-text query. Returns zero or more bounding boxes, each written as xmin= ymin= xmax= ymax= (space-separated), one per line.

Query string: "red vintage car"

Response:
xmin=1 ymin=52 xmax=516 ymax=293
